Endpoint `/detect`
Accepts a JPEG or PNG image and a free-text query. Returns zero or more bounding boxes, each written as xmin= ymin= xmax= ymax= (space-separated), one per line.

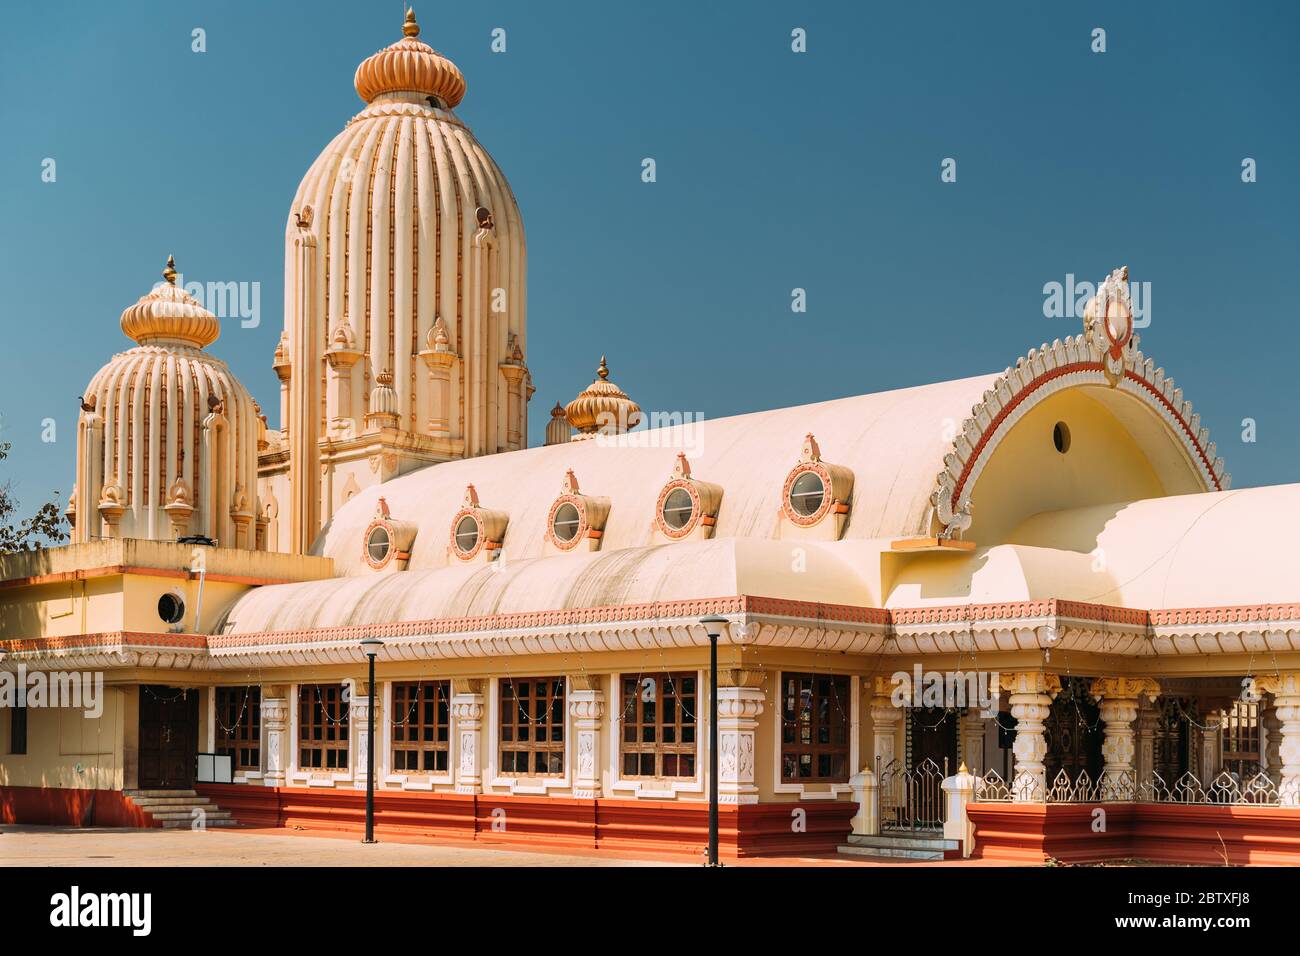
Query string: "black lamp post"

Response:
xmin=699 ymin=615 xmax=728 ymax=867
xmin=359 ymin=636 xmax=384 ymax=844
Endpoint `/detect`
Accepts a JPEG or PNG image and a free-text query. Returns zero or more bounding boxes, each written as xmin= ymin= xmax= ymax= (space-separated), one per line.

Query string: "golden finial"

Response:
xmin=597 ymin=355 xmax=609 ymax=380
xmin=163 ymin=254 xmax=177 ymax=285
xmin=403 ymin=7 xmax=420 ymax=37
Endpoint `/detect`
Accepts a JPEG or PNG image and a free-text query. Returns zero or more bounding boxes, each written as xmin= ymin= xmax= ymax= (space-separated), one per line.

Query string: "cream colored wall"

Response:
xmin=0 ymin=686 xmax=128 ymax=790
xmin=965 ymin=388 xmax=1168 ymax=545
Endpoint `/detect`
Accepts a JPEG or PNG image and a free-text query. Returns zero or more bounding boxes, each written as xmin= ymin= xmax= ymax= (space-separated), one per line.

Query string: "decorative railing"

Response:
xmin=878 ymin=756 xmax=948 ymax=831
xmin=973 ymin=768 xmax=1296 ymax=806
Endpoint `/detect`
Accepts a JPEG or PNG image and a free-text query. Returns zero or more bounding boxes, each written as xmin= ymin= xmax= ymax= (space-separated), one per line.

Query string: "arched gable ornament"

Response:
xmin=1083 ymin=265 xmax=1135 ymax=386
xmin=926 ymin=268 xmax=1229 ymax=540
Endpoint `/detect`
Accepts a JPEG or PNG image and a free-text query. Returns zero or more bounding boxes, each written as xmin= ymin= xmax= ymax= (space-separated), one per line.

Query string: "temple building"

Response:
xmin=3 ymin=10 xmax=1300 ymax=864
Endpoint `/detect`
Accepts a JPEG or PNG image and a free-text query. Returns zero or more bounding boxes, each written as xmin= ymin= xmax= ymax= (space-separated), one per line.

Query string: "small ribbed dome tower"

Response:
xmin=270 ymin=7 xmax=529 ymax=555
xmin=564 ymin=357 xmax=642 ymax=440
xmin=70 ymin=257 xmax=264 ymax=549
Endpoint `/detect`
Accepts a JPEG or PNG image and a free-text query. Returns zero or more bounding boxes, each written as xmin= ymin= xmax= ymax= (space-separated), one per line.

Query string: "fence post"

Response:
xmin=850 ymin=764 xmax=880 ymax=836
xmin=942 ymin=764 xmax=977 ymax=857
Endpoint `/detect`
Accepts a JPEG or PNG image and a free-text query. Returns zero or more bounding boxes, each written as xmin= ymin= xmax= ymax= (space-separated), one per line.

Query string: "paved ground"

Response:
xmin=0 ymin=824 xmax=1011 ymax=867
xmin=0 ymin=825 xmax=681 ymax=867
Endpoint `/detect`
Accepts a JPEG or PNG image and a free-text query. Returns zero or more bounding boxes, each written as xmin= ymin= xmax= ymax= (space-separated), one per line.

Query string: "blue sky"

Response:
xmin=1 ymin=0 xmax=1297 ymax=516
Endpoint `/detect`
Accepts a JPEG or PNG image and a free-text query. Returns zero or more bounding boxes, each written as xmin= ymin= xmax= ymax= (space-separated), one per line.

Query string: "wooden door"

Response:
xmin=138 ymin=686 xmax=199 ymax=789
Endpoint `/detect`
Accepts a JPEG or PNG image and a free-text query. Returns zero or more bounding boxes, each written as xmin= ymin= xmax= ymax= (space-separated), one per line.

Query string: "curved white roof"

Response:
xmin=315 ymin=372 xmax=1000 ymax=574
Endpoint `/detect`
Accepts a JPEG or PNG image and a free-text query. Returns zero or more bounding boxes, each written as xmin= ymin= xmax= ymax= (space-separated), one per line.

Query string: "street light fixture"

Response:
xmin=699 ymin=614 xmax=728 ymax=867
xmin=359 ymin=636 xmax=385 ymax=844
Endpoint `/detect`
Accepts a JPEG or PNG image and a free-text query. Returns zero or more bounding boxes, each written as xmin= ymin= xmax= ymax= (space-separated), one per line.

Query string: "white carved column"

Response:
xmin=1091 ymin=677 xmax=1160 ymax=798
xmin=869 ymin=676 xmax=901 ymax=773
xmin=568 ymin=675 xmax=605 ymax=799
xmin=350 ymin=678 xmax=379 ymax=788
xmin=717 ymin=668 xmax=764 ymax=804
xmin=451 ymin=679 xmax=485 ymax=794
xmin=1002 ymin=672 xmax=1061 ymax=801
xmin=262 ymin=689 xmax=289 ymax=787
xmin=1258 ymin=673 xmax=1300 ymax=805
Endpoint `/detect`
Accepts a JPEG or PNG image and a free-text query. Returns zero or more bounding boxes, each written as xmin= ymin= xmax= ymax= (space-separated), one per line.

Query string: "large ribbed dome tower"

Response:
xmin=263 ymin=8 xmax=530 ymax=554
xmin=71 ymin=257 xmax=265 ymax=550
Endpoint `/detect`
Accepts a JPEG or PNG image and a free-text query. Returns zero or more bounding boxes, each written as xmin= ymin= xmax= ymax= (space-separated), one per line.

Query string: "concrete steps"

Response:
xmin=123 ymin=789 xmax=240 ymax=830
xmin=837 ymin=832 xmax=960 ymax=861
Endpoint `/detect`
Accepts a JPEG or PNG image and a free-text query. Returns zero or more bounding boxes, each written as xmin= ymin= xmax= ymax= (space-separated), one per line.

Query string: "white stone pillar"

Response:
xmin=869 ymin=676 xmax=901 ymax=774
xmin=942 ymin=767 xmax=977 ymax=857
xmin=568 ymin=675 xmax=605 ymax=799
xmin=262 ymin=689 xmax=289 ymax=787
xmin=717 ymin=668 xmax=764 ymax=804
xmin=849 ymin=768 xmax=879 ymax=836
xmin=1258 ymin=673 xmax=1300 ymax=805
xmin=1091 ymin=677 xmax=1160 ymax=799
xmin=451 ymin=678 xmax=485 ymax=794
xmin=1001 ymin=672 xmax=1060 ymax=801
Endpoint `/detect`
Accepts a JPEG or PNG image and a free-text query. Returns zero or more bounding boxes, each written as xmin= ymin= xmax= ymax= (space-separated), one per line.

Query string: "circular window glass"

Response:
xmin=158 ymin=593 xmax=185 ymax=625
xmin=661 ymin=487 xmax=695 ymax=531
xmin=454 ymin=515 xmax=481 ymax=554
xmin=789 ymin=470 xmax=825 ymax=517
xmin=552 ymin=502 xmax=581 ymax=543
xmin=366 ymin=525 xmax=391 ymax=564
xmin=1053 ymin=421 xmax=1071 ymax=454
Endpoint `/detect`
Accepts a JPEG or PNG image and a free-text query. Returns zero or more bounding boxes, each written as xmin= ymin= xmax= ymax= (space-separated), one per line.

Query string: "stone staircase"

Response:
xmin=123 ymin=789 xmax=239 ymax=830
xmin=837 ymin=832 xmax=961 ymax=861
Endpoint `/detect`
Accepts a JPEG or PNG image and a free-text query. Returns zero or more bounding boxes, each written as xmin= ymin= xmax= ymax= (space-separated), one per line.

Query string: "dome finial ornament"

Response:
xmin=564 ymin=355 xmax=641 ymax=439
xmin=354 ymin=8 xmax=466 ymax=106
xmin=163 ymin=254 xmax=177 ymax=285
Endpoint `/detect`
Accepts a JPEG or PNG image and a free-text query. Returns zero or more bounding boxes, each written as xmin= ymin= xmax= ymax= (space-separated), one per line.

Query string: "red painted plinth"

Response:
xmin=0 ymin=786 xmax=158 ymax=828
xmin=968 ymin=802 xmax=1300 ymax=865
xmin=195 ymin=784 xmax=856 ymax=859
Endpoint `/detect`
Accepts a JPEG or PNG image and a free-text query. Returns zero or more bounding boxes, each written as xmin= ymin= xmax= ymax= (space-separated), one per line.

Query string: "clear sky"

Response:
xmin=1 ymin=0 xmax=1297 ymax=518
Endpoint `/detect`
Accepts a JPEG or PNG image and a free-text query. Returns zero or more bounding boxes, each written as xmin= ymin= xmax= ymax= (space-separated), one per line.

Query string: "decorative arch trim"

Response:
xmin=929 ymin=334 xmax=1229 ymax=538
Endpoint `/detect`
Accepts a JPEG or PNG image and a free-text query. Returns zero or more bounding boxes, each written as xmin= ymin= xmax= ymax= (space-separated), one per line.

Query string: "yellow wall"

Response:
xmin=0 ymin=686 xmax=129 ymax=790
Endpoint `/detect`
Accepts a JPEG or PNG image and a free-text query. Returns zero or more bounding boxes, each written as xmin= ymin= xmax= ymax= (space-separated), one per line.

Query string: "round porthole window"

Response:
xmin=788 ymin=470 xmax=826 ymax=518
xmin=1053 ymin=421 xmax=1071 ymax=454
xmin=552 ymin=501 xmax=581 ymax=543
xmin=158 ymin=592 xmax=185 ymax=625
xmin=661 ymin=487 xmax=696 ymax=531
xmin=454 ymin=514 xmax=481 ymax=555
xmin=366 ymin=525 xmax=391 ymax=564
